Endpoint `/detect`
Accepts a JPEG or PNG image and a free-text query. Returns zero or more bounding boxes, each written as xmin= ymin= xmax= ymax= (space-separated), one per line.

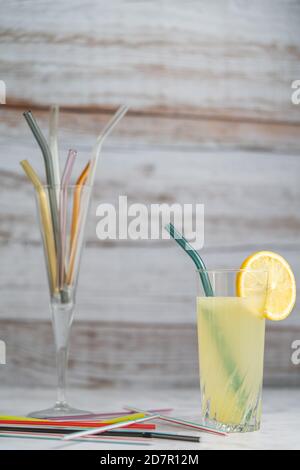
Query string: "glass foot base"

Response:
xmin=203 ymin=417 xmax=260 ymax=433
xmin=28 ymin=402 xmax=90 ymax=419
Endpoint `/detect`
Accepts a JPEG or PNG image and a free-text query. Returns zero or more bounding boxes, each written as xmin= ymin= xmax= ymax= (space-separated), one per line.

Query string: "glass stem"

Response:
xmin=51 ymin=301 xmax=74 ymax=407
xmin=56 ymin=346 xmax=68 ymax=404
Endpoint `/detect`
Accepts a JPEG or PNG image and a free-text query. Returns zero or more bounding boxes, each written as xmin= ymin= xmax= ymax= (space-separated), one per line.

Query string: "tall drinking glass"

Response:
xmin=197 ymin=269 xmax=268 ymax=433
xmin=29 ymin=185 xmax=91 ymax=418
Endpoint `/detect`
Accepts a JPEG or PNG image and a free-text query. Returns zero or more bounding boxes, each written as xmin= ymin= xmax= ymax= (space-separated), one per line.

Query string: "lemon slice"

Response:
xmin=237 ymin=251 xmax=296 ymax=321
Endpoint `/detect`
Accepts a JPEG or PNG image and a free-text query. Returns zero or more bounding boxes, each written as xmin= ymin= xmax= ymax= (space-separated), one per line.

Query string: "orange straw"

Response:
xmin=66 ymin=162 xmax=91 ymax=285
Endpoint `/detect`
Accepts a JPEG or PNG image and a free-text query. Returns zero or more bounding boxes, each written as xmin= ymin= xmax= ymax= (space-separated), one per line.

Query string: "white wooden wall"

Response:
xmin=0 ymin=0 xmax=299 ymax=388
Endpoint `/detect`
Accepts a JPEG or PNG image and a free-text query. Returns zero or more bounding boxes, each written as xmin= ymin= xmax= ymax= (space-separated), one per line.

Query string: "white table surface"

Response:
xmin=0 ymin=387 xmax=299 ymax=450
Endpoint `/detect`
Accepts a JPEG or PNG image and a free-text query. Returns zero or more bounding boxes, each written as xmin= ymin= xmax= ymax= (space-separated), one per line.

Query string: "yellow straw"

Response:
xmin=0 ymin=416 xmax=42 ymax=422
xmin=0 ymin=412 xmax=145 ymax=424
xmin=20 ymin=160 xmax=57 ymax=292
xmin=100 ymin=413 xmax=145 ymax=424
xmin=66 ymin=161 xmax=91 ymax=285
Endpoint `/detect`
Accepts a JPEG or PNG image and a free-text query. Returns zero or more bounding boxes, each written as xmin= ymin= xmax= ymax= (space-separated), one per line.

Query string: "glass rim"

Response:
xmin=196 ymin=268 xmax=268 ymax=274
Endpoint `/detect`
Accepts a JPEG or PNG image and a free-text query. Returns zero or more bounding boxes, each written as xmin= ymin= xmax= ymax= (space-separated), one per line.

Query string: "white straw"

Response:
xmin=124 ymin=407 xmax=227 ymax=437
xmin=49 ymin=105 xmax=60 ymax=202
xmin=88 ymin=105 xmax=128 ymax=187
xmin=63 ymin=413 xmax=159 ymax=441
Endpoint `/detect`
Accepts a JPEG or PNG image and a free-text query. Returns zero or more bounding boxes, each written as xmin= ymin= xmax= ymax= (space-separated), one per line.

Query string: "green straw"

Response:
xmin=23 ymin=111 xmax=60 ymax=256
xmin=165 ymin=223 xmax=249 ymax=411
xmin=24 ymin=111 xmax=63 ymax=302
xmin=165 ymin=223 xmax=214 ymax=297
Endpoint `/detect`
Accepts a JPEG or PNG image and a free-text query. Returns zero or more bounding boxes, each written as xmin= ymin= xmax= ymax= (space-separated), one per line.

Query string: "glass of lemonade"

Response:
xmin=197 ymin=269 xmax=268 ymax=433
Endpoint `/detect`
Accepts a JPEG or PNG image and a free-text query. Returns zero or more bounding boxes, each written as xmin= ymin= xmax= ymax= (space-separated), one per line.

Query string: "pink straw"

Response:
xmin=59 ymin=149 xmax=77 ymax=288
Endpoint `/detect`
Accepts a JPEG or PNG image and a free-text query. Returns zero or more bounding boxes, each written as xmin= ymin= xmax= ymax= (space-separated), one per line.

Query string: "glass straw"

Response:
xmin=165 ymin=223 xmax=214 ymax=296
xmin=165 ymin=225 xmax=252 ymax=423
xmin=87 ymin=105 xmax=128 ymax=188
xmin=49 ymin=105 xmax=60 ymax=205
xmin=59 ymin=150 xmax=77 ymax=290
xmin=20 ymin=160 xmax=57 ymax=293
xmin=66 ymin=106 xmax=129 ymax=285
xmin=66 ymin=162 xmax=91 ymax=285
xmin=67 ymin=106 xmax=128 ymax=284
xmin=23 ymin=111 xmax=60 ymax=260
xmin=70 ymin=162 xmax=91 ymax=249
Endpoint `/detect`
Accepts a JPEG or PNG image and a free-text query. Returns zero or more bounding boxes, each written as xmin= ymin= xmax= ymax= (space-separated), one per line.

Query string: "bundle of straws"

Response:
xmin=21 ymin=105 xmax=128 ymax=303
xmin=0 ymin=407 xmax=226 ymax=446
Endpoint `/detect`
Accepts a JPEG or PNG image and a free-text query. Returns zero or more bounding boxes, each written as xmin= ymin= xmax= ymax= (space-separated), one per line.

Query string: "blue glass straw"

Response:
xmin=165 ymin=223 xmax=214 ymax=297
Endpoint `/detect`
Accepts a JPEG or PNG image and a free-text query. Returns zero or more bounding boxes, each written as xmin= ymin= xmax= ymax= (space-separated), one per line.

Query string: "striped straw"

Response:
xmin=0 ymin=431 xmax=150 ymax=446
xmin=124 ymin=407 xmax=227 ymax=437
xmin=63 ymin=414 xmax=160 ymax=441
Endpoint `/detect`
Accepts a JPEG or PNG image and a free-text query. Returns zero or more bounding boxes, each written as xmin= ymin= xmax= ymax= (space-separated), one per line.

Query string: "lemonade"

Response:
xmin=197 ymin=296 xmax=266 ymax=432
xmin=165 ymin=222 xmax=296 ymax=433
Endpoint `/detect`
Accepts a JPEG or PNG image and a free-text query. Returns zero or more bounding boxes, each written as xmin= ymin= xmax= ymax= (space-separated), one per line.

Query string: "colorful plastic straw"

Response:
xmin=20 ymin=160 xmax=57 ymax=292
xmin=0 ymin=415 xmax=41 ymax=422
xmin=0 ymin=426 xmax=200 ymax=443
xmin=23 ymin=111 xmax=60 ymax=259
xmin=124 ymin=407 xmax=227 ymax=437
xmin=0 ymin=412 xmax=144 ymax=426
xmin=0 ymin=432 xmax=149 ymax=446
xmin=59 ymin=149 xmax=77 ymax=289
xmin=66 ymin=162 xmax=91 ymax=285
xmin=165 ymin=223 xmax=214 ymax=297
xmin=49 ymin=105 xmax=60 ymax=204
xmin=87 ymin=105 xmax=128 ymax=188
xmin=63 ymin=414 xmax=160 ymax=441
xmin=0 ymin=419 xmax=155 ymax=431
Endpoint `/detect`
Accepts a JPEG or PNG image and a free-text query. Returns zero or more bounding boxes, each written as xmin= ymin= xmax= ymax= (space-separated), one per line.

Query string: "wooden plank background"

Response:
xmin=0 ymin=0 xmax=300 ymax=388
